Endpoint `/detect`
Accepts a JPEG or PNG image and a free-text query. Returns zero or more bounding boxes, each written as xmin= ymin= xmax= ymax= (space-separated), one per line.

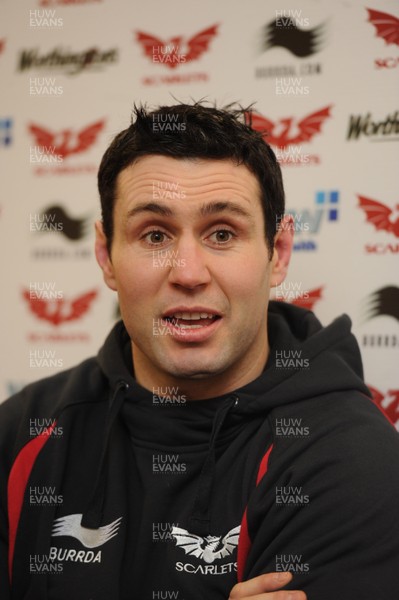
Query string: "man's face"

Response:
xmin=96 ymin=155 xmax=291 ymax=395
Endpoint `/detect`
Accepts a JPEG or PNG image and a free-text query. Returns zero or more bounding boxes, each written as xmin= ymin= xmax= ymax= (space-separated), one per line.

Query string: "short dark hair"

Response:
xmin=98 ymin=101 xmax=285 ymax=259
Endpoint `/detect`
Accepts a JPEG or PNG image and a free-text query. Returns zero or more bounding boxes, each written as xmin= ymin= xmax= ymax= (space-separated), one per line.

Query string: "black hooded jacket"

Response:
xmin=1 ymin=302 xmax=399 ymax=600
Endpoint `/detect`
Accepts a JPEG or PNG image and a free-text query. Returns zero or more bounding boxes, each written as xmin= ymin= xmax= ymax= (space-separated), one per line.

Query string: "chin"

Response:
xmin=160 ymin=359 xmax=225 ymax=380
xmin=166 ymin=367 xmax=220 ymax=380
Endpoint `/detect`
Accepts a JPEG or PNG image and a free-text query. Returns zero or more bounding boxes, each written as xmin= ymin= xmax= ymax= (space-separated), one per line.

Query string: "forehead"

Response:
xmin=115 ymin=155 xmax=262 ymax=207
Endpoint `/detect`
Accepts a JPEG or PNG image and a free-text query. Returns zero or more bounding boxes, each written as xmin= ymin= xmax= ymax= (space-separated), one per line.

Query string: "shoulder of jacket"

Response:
xmin=0 ymin=355 xmax=107 ymax=425
xmin=267 ymin=390 xmax=398 ymax=461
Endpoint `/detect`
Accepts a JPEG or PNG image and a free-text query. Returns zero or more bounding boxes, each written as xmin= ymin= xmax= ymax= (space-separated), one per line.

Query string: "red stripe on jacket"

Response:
xmin=7 ymin=423 xmax=55 ymax=581
xmin=237 ymin=444 xmax=273 ymax=582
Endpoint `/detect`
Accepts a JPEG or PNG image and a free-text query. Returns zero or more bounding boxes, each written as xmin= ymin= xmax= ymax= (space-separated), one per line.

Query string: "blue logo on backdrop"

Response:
xmin=0 ymin=118 xmax=13 ymax=146
xmin=288 ymin=190 xmax=340 ymax=251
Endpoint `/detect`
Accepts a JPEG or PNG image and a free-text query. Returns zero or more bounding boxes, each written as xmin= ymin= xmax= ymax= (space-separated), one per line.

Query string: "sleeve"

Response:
xmin=0 ymin=394 xmax=26 ymax=600
xmin=243 ymin=395 xmax=399 ymax=600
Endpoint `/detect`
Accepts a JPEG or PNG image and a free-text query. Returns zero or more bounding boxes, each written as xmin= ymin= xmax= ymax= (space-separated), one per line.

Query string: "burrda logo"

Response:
xmin=172 ymin=525 xmax=240 ymax=575
xmin=50 ymin=513 xmax=122 ymax=565
xmin=52 ymin=514 xmax=122 ymax=547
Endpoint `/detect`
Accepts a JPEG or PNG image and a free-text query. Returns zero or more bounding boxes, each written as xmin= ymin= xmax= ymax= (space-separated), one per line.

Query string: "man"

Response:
xmin=1 ymin=103 xmax=398 ymax=600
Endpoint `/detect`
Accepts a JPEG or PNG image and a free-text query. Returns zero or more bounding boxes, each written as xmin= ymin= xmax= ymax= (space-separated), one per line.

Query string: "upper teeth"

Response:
xmin=170 ymin=312 xmax=215 ymax=320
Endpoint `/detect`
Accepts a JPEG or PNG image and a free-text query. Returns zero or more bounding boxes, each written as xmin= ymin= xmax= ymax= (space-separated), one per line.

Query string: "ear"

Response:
xmin=270 ymin=214 xmax=294 ymax=287
xmin=94 ymin=220 xmax=117 ymax=291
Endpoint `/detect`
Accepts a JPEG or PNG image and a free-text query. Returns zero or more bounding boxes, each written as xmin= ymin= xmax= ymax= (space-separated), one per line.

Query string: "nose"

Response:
xmin=167 ymin=235 xmax=212 ymax=289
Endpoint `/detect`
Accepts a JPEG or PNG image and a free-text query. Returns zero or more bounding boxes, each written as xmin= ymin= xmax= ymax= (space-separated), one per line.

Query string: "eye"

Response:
xmin=208 ymin=229 xmax=235 ymax=245
xmin=142 ymin=230 xmax=169 ymax=245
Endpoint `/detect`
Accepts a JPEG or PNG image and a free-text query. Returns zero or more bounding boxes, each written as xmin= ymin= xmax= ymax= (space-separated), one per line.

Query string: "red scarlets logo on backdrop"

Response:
xmin=274 ymin=286 xmax=324 ymax=310
xmin=28 ymin=120 xmax=105 ymax=158
xmin=22 ymin=288 xmax=98 ymax=326
xmin=358 ymin=195 xmax=399 ymax=238
xmin=368 ymin=385 xmax=399 ymax=427
xmin=290 ymin=286 xmax=323 ymax=310
xmin=367 ymin=8 xmax=399 ymax=46
xmin=135 ymin=25 xmax=218 ymax=69
xmin=367 ymin=9 xmax=399 ymax=69
xmin=247 ymin=107 xmax=332 ymax=148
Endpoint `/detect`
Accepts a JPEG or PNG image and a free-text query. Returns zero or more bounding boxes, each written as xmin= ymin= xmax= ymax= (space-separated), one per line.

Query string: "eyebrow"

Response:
xmin=126 ymin=201 xmax=254 ymax=221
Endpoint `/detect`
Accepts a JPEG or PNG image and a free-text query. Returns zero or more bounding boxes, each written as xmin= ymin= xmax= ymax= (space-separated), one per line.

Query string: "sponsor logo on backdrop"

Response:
xmin=286 ymin=190 xmax=339 ymax=251
xmin=31 ymin=205 xmax=90 ymax=240
xmin=361 ymin=286 xmax=399 ymax=348
xmin=346 ymin=110 xmax=399 ymax=141
xmin=357 ymin=195 xmax=399 ymax=254
xmin=362 ymin=286 xmax=399 ymax=323
xmin=172 ymin=525 xmax=240 ymax=574
xmin=275 ymin=286 xmax=324 ymax=310
xmin=28 ymin=120 xmax=105 ymax=175
xmin=0 ymin=118 xmax=13 ymax=147
xmin=30 ymin=204 xmax=92 ymax=260
xmin=135 ymin=24 xmax=218 ymax=85
xmin=18 ymin=46 xmax=118 ymax=75
xmin=367 ymin=8 xmax=399 ymax=46
xmin=248 ymin=107 xmax=331 ymax=166
xmin=256 ymin=13 xmax=324 ymax=79
xmin=262 ymin=17 xmax=326 ymax=58
xmin=22 ymin=287 xmax=98 ymax=342
xmin=368 ymin=385 xmax=399 ymax=428
xmin=367 ymin=8 xmax=399 ymax=69
xmin=23 ymin=287 xmax=98 ymax=326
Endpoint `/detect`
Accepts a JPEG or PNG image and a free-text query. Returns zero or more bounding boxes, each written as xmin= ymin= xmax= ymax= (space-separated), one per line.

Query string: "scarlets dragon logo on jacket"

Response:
xmin=171 ymin=525 xmax=240 ymax=564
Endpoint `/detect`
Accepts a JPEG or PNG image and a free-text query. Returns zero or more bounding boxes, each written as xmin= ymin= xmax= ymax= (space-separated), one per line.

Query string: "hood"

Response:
xmin=82 ymin=301 xmax=369 ymax=534
xmin=97 ymin=300 xmax=370 ymax=413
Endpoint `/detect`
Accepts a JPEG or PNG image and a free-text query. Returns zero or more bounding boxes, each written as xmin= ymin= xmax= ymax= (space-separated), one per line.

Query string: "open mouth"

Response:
xmin=162 ymin=312 xmax=222 ymax=330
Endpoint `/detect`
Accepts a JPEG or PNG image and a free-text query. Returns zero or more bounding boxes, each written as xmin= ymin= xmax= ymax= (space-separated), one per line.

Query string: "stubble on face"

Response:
xmin=109 ymin=156 xmax=275 ymax=399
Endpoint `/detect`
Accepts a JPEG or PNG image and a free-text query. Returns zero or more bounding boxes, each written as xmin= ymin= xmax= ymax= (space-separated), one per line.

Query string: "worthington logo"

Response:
xmin=347 ymin=111 xmax=399 ymax=140
xmin=18 ymin=46 xmax=118 ymax=75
